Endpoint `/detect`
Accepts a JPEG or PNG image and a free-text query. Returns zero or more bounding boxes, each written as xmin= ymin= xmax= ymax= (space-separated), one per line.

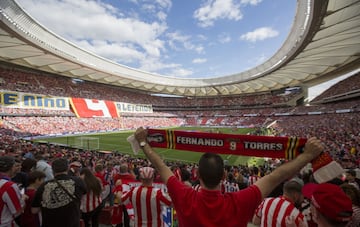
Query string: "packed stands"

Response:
xmin=0 ymin=63 xmax=359 ymax=168
xmin=311 ymin=72 xmax=360 ymax=103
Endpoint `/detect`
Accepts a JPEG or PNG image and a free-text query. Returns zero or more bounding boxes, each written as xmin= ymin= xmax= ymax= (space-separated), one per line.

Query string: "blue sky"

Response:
xmin=16 ymin=0 xmax=355 ymax=100
xmin=17 ymin=0 xmax=296 ymax=78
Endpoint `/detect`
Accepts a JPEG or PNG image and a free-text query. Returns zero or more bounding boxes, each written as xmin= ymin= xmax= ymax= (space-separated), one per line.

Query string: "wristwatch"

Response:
xmin=140 ymin=141 xmax=147 ymax=147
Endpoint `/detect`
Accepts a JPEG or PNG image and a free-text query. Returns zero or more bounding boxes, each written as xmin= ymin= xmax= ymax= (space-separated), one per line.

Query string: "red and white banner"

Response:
xmin=70 ymin=98 xmax=119 ymax=118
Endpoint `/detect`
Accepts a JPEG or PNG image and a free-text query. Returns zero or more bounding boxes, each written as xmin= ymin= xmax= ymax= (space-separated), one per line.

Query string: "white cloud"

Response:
xmin=77 ymin=40 xmax=145 ymax=64
xmin=17 ymin=0 xmax=169 ymax=68
xmin=167 ymin=32 xmax=190 ymax=50
xmin=139 ymin=57 xmax=178 ymax=72
xmin=194 ymin=46 xmax=205 ymax=54
xmin=218 ymin=33 xmax=231 ymax=43
xmin=240 ymin=27 xmax=279 ymax=42
xmin=142 ymin=4 xmax=157 ymax=12
xmin=197 ymin=34 xmax=208 ymax=41
xmin=170 ymin=68 xmax=194 ymax=77
xmin=194 ymin=0 xmax=243 ymax=27
xmin=139 ymin=57 xmax=194 ymax=78
xmin=157 ymin=11 xmax=167 ymax=21
xmin=192 ymin=58 xmax=207 ymax=64
xmin=240 ymin=0 xmax=263 ymax=6
xmin=166 ymin=31 xmax=204 ymax=54
xmin=136 ymin=0 xmax=172 ymax=11
xmin=155 ymin=0 xmax=172 ymax=10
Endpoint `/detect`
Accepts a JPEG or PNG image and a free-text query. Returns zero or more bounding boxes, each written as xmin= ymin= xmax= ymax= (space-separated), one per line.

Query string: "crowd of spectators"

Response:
xmin=0 ymin=65 xmax=303 ymax=109
xmin=1 ymin=64 xmax=359 ymax=168
xmin=0 ymin=40 xmax=360 ymax=226
xmin=1 ymin=131 xmax=359 ymax=226
xmin=311 ymin=71 xmax=360 ymax=102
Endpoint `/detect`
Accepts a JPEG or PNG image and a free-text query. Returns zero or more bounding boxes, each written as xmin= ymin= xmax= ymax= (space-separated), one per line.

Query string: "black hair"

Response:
xmin=180 ymin=168 xmax=190 ymax=182
xmin=52 ymin=158 xmax=69 ymax=173
xmin=27 ymin=170 xmax=46 ymax=185
xmin=198 ymin=153 xmax=224 ymax=189
xmin=0 ymin=156 xmax=15 ymax=172
xmin=21 ymin=158 xmax=37 ymax=173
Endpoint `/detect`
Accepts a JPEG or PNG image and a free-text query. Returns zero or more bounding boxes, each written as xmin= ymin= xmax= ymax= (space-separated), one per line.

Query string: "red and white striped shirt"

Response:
xmin=80 ymin=190 xmax=102 ymax=213
xmin=121 ymin=185 xmax=172 ymax=227
xmin=0 ymin=179 xmax=23 ymax=226
xmin=255 ymin=196 xmax=307 ymax=227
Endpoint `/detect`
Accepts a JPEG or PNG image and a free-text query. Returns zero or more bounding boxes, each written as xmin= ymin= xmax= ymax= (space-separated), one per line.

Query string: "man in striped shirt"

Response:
xmin=121 ymin=167 xmax=172 ymax=227
xmin=0 ymin=156 xmax=25 ymax=227
xmin=252 ymin=179 xmax=307 ymax=227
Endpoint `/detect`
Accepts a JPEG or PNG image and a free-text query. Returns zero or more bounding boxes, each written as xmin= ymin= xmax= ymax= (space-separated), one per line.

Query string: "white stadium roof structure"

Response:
xmin=0 ymin=0 xmax=359 ymax=97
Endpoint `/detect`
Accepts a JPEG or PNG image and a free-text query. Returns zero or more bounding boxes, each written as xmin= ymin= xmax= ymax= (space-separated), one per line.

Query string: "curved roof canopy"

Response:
xmin=0 ymin=0 xmax=359 ymax=97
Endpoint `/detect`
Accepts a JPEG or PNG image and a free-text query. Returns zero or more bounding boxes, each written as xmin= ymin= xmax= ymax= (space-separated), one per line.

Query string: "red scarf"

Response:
xmin=146 ymin=129 xmax=344 ymax=183
xmin=147 ymin=129 xmax=306 ymax=159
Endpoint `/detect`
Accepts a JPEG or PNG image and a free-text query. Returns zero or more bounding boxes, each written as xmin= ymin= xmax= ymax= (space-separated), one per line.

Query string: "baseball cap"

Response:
xmin=302 ymin=183 xmax=318 ymax=199
xmin=304 ymin=183 xmax=353 ymax=222
xmin=139 ymin=167 xmax=154 ymax=179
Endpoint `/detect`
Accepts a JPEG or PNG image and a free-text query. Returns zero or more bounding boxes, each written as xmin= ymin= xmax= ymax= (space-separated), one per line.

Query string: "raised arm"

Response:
xmin=134 ymin=127 xmax=174 ymax=184
xmin=255 ymin=137 xmax=323 ymax=199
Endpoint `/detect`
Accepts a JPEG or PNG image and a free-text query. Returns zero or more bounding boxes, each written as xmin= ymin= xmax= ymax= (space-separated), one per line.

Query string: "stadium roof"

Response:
xmin=0 ymin=0 xmax=359 ymax=97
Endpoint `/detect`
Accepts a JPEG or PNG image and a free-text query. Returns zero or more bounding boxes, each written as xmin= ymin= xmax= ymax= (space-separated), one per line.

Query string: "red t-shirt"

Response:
xmin=20 ymin=188 xmax=40 ymax=227
xmin=166 ymin=176 xmax=262 ymax=227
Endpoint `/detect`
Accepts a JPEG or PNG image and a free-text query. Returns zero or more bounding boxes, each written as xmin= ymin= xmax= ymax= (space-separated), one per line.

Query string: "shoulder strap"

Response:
xmin=53 ymin=179 xmax=78 ymax=201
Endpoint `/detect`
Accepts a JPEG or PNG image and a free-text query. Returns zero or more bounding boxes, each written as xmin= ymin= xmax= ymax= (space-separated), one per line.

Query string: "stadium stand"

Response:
xmin=1 ymin=63 xmax=359 ymax=162
xmin=311 ymin=72 xmax=360 ymax=104
xmin=1 ymin=0 xmax=360 ymax=225
xmin=0 ymin=63 xmax=359 ymax=227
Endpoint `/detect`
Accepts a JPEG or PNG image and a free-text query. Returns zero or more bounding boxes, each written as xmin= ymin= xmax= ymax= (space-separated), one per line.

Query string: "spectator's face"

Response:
xmin=13 ymin=162 xmax=21 ymax=175
xmin=8 ymin=163 xmax=20 ymax=177
xmin=35 ymin=177 xmax=45 ymax=189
